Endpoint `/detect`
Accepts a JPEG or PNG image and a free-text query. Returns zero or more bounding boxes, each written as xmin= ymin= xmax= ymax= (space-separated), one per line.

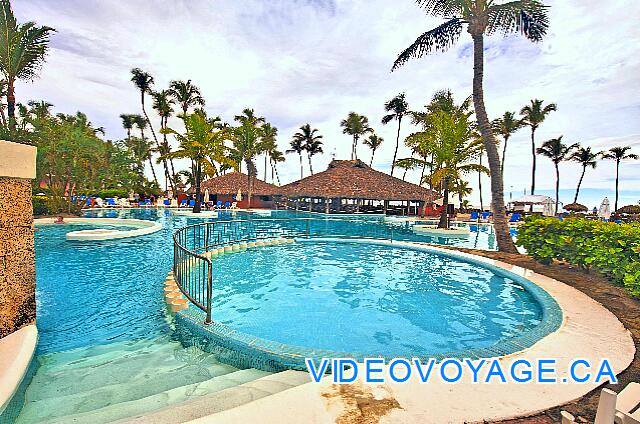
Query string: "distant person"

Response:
xmin=54 ymin=216 xmax=64 ymax=224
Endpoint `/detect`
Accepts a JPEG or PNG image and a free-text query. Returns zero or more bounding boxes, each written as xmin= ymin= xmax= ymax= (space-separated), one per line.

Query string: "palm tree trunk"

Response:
xmin=308 ymin=153 xmax=314 ymax=175
xmin=163 ymin=116 xmax=177 ymax=192
xmin=7 ymin=78 xmax=16 ymax=127
xmin=391 ymin=118 xmax=402 ymax=176
xmin=299 ymin=154 xmax=304 ymax=179
xmin=530 ymin=128 xmax=537 ymax=195
xmin=264 ymin=153 xmax=268 ymax=181
xmin=574 ymin=165 xmax=587 ymax=204
xmin=479 ymin=154 xmax=484 ymax=211
xmin=615 ymin=161 xmax=620 ymax=212
xmin=501 ymin=135 xmax=510 ymax=177
xmin=370 ymin=150 xmax=375 ymax=167
xmin=273 ymin=159 xmax=282 ymax=186
xmin=554 ymin=163 xmax=560 ymax=215
xmin=471 ymin=33 xmax=517 ymax=253
xmin=148 ymin=155 xmax=159 ymax=186
xmin=419 ymin=161 xmax=426 ymax=186
xmin=193 ymin=163 xmax=202 ymax=213
xmin=141 ymin=93 xmax=173 ymax=192
xmin=438 ymin=177 xmax=449 ymax=229
xmin=402 ymin=169 xmax=407 ymax=181
xmin=246 ymin=160 xmax=253 ymax=209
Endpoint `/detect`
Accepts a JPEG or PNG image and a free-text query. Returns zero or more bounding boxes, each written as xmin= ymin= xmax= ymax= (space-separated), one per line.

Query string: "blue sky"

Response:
xmin=14 ymin=0 xmax=640 ymax=209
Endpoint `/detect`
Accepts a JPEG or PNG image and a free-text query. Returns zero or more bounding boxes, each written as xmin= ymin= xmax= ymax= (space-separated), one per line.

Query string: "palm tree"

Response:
xmin=161 ymin=110 xmax=227 ymax=213
xmin=382 ymin=93 xmax=409 ymax=176
xmin=270 ymin=149 xmax=285 ymax=185
xmin=168 ymin=79 xmax=205 ymax=115
xmin=392 ymin=1 xmax=548 ymax=252
xmin=131 ymin=114 xmax=159 ymax=186
xmin=302 ymin=125 xmax=324 ymax=175
xmin=0 ymin=0 xmax=55 ymax=124
xmin=130 ymin=68 xmax=171 ymax=191
xmin=520 ymin=99 xmax=557 ymax=195
xmin=228 ymin=120 xmax=264 ymax=208
xmin=492 ymin=111 xmax=524 ymax=176
xmin=602 ymin=146 xmax=639 ymax=212
xmin=235 ymin=108 xmax=265 ymax=127
xmin=536 ymin=136 xmax=578 ymax=215
xmin=569 ymin=146 xmax=600 ymax=204
xmin=451 ymin=179 xmax=472 ymax=206
xmin=340 ymin=112 xmax=373 ymax=160
xmin=120 ymin=113 xmax=135 ymax=142
xmin=260 ymin=123 xmax=278 ymax=181
xmin=363 ymin=134 xmax=383 ymax=167
xmin=152 ymin=89 xmax=176 ymax=191
xmin=289 ymin=124 xmax=320 ymax=179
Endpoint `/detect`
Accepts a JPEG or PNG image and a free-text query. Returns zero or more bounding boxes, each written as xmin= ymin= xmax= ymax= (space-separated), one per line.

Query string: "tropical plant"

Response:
xmin=227 ymin=118 xmax=265 ymax=208
xmin=131 ymin=114 xmax=158 ymax=186
xmin=288 ymin=124 xmax=318 ymax=179
xmin=301 ymin=124 xmax=324 ymax=175
xmin=602 ymin=146 xmax=639 ymax=212
xmin=270 ymin=149 xmax=285 ymax=186
xmin=152 ymin=89 xmax=176 ymax=191
xmin=393 ymin=157 xmax=420 ymax=181
xmin=392 ymin=1 xmax=549 ymax=252
xmin=520 ymin=99 xmax=557 ymax=195
xmin=382 ymin=93 xmax=409 ymax=176
xmin=168 ymin=79 xmax=205 ymax=115
xmin=161 ymin=110 xmax=228 ymax=213
xmin=569 ymin=146 xmax=601 ymax=204
xmin=259 ymin=123 xmax=278 ymax=181
xmin=131 ymin=68 xmax=171 ymax=191
xmin=517 ymin=217 xmax=640 ymax=296
xmin=536 ymin=136 xmax=578 ymax=215
xmin=363 ymin=133 xmax=383 ymax=167
xmin=0 ymin=0 xmax=55 ymax=125
xmin=491 ymin=111 xmax=524 ymax=176
xmin=340 ymin=112 xmax=372 ymax=160
xmin=451 ymin=178 xmax=472 ymax=206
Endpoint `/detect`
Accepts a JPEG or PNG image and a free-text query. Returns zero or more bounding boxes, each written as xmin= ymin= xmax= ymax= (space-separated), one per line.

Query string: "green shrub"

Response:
xmin=93 ymin=188 xmax=129 ymax=199
xmin=32 ymin=196 xmax=49 ymax=215
xmin=517 ymin=217 xmax=640 ymax=296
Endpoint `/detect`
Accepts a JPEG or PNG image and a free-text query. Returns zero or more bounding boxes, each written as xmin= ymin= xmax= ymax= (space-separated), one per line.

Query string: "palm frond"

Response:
xmin=487 ymin=0 xmax=550 ymax=42
xmin=392 ymin=18 xmax=463 ymax=71
xmin=415 ymin=0 xmax=465 ymax=18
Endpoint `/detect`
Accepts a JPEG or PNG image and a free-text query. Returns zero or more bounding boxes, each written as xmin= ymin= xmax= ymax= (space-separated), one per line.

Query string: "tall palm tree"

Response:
xmin=340 ymin=112 xmax=373 ymax=160
xmin=288 ymin=125 xmax=311 ymax=179
xmin=235 ymin=108 xmax=265 ymax=127
xmin=301 ymin=125 xmax=324 ymax=175
xmin=602 ymin=146 xmax=639 ymax=212
xmin=536 ymin=136 xmax=578 ymax=215
xmin=260 ymin=123 xmax=278 ymax=181
xmin=392 ymin=1 xmax=548 ymax=252
xmin=228 ymin=120 xmax=264 ymax=208
xmin=168 ymin=79 xmax=205 ymax=115
xmin=152 ymin=89 xmax=176 ymax=191
xmin=393 ymin=157 xmax=419 ymax=181
xmin=382 ymin=93 xmax=409 ymax=176
xmin=520 ymin=99 xmax=557 ymax=195
xmin=569 ymin=146 xmax=600 ymax=204
xmin=131 ymin=114 xmax=159 ymax=186
xmin=120 ymin=113 xmax=135 ymax=142
xmin=161 ymin=110 xmax=227 ymax=213
xmin=130 ymin=68 xmax=171 ymax=191
xmin=270 ymin=149 xmax=285 ymax=186
xmin=363 ymin=134 xmax=383 ymax=167
xmin=451 ymin=179 xmax=472 ymax=206
xmin=491 ymin=111 xmax=524 ymax=176
xmin=0 ymin=0 xmax=55 ymax=124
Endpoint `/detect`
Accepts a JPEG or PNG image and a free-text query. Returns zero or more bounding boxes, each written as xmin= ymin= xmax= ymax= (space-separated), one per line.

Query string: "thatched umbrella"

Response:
xmin=616 ymin=205 xmax=640 ymax=214
xmin=564 ymin=202 xmax=588 ymax=213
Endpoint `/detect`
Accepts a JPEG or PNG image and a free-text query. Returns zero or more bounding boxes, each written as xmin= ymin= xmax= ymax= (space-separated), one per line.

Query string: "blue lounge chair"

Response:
xmin=481 ymin=211 xmax=491 ymax=221
xmin=179 ymin=200 xmax=187 ymax=207
xmin=215 ymin=201 xmax=223 ymax=209
xmin=164 ymin=199 xmax=170 ymax=206
xmin=470 ymin=211 xmax=480 ymax=220
xmin=106 ymin=198 xmax=117 ymax=207
xmin=144 ymin=198 xmax=152 ymax=206
xmin=614 ymin=219 xmax=622 ymax=224
xmin=188 ymin=199 xmax=195 ymax=207
xmin=509 ymin=213 xmax=521 ymax=223
xmin=223 ymin=201 xmax=231 ymax=209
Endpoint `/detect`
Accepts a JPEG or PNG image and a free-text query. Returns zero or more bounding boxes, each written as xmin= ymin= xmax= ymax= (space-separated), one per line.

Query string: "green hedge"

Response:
xmin=517 ymin=217 xmax=640 ymax=296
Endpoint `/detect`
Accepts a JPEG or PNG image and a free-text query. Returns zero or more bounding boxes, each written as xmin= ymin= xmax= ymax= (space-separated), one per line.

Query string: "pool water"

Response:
xmin=210 ymin=239 xmax=542 ymax=356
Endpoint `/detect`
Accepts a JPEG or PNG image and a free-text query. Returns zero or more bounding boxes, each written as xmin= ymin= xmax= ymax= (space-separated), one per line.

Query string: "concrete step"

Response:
xmin=115 ymin=370 xmax=309 ymax=424
xmin=35 ymin=368 xmax=272 ymax=424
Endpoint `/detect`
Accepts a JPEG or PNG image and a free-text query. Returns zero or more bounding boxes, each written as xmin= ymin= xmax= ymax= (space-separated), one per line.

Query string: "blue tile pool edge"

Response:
xmin=174 ymin=238 xmax=564 ymax=372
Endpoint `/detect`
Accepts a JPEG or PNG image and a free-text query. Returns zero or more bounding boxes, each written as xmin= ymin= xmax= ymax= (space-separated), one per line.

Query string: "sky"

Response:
xmin=14 ymin=0 xmax=640 ymax=209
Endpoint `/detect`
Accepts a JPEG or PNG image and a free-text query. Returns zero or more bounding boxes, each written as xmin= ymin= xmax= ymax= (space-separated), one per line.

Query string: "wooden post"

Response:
xmin=308 ymin=198 xmax=312 ymax=212
xmin=383 ymin=200 xmax=388 ymax=215
xmin=325 ymin=198 xmax=330 ymax=214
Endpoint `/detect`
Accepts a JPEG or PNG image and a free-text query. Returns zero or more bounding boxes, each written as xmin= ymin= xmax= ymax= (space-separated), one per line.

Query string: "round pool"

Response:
xmin=206 ymin=239 xmax=560 ymax=359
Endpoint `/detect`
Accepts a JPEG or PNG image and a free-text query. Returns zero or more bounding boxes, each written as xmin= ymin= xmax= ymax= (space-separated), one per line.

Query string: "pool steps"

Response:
xmin=198 ymin=238 xmax=295 ymax=260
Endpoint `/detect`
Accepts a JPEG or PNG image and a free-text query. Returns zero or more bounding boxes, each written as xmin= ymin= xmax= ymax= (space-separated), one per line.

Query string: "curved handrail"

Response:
xmin=172 ymin=217 xmax=395 ymax=324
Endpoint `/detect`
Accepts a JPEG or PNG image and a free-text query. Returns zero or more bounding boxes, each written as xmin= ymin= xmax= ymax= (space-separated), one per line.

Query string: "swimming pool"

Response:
xmin=4 ymin=209 xmax=524 ymax=422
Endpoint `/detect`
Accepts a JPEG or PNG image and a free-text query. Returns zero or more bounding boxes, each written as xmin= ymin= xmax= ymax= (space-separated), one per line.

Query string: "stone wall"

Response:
xmin=0 ymin=139 xmax=37 ymax=339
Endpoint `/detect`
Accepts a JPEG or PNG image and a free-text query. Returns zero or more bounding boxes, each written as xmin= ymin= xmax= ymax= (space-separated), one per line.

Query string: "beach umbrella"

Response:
xmin=564 ymin=203 xmax=588 ymax=213
xmin=236 ymin=189 xmax=242 ymax=201
xmin=542 ymin=198 xmax=555 ymax=216
xmin=598 ymin=197 xmax=611 ymax=221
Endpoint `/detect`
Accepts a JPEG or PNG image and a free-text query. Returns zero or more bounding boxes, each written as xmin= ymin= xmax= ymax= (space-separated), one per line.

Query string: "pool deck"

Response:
xmin=182 ymin=242 xmax=635 ymax=423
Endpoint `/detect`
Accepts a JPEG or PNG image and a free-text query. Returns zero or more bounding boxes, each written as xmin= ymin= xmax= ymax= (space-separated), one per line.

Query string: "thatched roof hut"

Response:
xmin=200 ymin=172 xmax=281 ymax=196
xmin=617 ymin=204 xmax=640 ymax=214
xmin=564 ymin=202 xmax=588 ymax=212
xmin=280 ymin=159 xmax=437 ymax=202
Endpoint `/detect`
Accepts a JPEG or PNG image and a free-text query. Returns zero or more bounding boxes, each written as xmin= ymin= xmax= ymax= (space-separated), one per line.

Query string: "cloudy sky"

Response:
xmin=14 ymin=0 xmax=640 ymax=208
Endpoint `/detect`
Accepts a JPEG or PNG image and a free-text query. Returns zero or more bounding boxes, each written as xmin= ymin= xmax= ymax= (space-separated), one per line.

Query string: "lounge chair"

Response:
xmin=179 ymin=200 xmax=187 ymax=207
xmin=230 ymin=202 xmax=238 ymax=210
xmin=118 ymin=198 xmax=130 ymax=207
xmin=188 ymin=199 xmax=195 ymax=207
xmin=481 ymin=211 xmax=491 ymax=221
xmin=106 ymin=198 xmax=117 ymax=207
xmin=562 ymin=383 xmax=640 ymax=424
xmin=164 ymin=199 xmax=170 ymax=206
xmin=509 ymin=213 xmax=522 ymax=223
xmin=170 ymin=199 xmax=178 ymax=207
xmin=95 ymin=198 xmax=105 ymax=208
xmin=223 ymin=201 xmax=231 ymax=209
xmin=470 ymin=211 xmax=480 ymax=221
xmin=214 ymin=201 xmax=223 ymax=209
xmin=144 ymin=198 xmax=152 ymax=207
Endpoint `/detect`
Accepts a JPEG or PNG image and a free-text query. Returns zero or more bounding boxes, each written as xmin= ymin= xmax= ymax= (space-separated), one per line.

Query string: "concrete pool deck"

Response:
xmin=183 ymin=242 xmax=635 ymax=424
xmin=34 ymin=217 xmax=162 ymax=241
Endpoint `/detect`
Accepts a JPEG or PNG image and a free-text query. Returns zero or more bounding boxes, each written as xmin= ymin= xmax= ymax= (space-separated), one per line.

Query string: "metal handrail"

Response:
xmin=172 ymin=217 xmax=396 ymax=324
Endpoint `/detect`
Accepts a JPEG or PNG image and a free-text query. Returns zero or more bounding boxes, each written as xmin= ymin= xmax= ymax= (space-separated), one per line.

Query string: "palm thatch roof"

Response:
xmin=280 ymin=159 xmax=438 ymax=202
xmin=564 ymin=202 xmax=588 ymax=212
xmin=200 ymin=172 xmax=281 ymax=196
xmin=617 ymin=205 xmax=640 ymax=214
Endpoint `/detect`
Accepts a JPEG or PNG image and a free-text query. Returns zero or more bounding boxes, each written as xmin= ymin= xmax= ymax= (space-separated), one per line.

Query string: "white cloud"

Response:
xmin=13 ymin=0 xmax=640 ymax=207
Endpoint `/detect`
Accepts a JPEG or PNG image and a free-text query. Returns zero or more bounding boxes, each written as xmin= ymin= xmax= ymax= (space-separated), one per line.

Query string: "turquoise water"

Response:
xmin=211 ymin=239 xmax=541 ymax=356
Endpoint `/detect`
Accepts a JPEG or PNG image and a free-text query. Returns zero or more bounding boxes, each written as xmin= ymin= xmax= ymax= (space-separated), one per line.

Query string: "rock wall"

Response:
xmin=0 ymin=177 xmax=36 ymax=337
